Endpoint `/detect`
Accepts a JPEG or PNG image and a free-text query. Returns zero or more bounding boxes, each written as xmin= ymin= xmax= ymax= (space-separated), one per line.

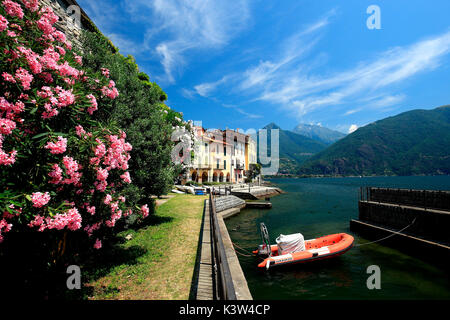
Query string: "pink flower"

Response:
xmin=39 ymin=72 xmax=54 ymax=83
xmin=103 ymin=194 xmax=112 ymax=205
xmin=95 ymin=180 xmax=107 ymax=192
xmin=57 ymin=89 xmax=75 ymax=107
xmin=52 ymin=30 xmax=66 ymax=43
xmin=45 ymin=136 xmax=67 ymax=154
xmin=75 ymin=125 xmax=85 ymax=137
xmin=55 ymin=46 xmax=66 ymax=56
xmin=0 ymin=218 xmax=12 ymax=242
xmin=48 ymin=163 xmax=63 ymax=184
xmin=23 ymin=0 xmax=39 ymax=12
xmin=105 ymin=208 xmax=122 ymax=228
xmin=141 ymin=204 xmax=149 ymax=218
xmin=31 ymin=192 xmax=51 ymax=208
xmin=120 ymin=171 xmax=132 ymax=184
xmin=17 ymin=46 xmax=42 ymax=74
xmin=42 ymin=103 xmax=59 ymax=119
xmin=2 ymin=72 xmax=15 ymax=83
xmin=74 ymin=55 xmax=82 ymax=65
xmin=97 ymin=167 xmax=109 ymax=181
xmin=84 ymin=222 xmax=101 ymax=237
xmin=6 ymin=29 xmax=16 ymax=38
xmin=86 ymin=94 xmax=97 ymax=115
xmin=57 ymin=61 xmax=79 ymax=78
xmin=93 ymin=238 xmax=102 ymax=249
xmin=0 ymin=148 xmax=17 ymax=165
xmin=36 ymin=16 xmax=54 ymax=35
xmin=103 ymin=134 xmax=132 ymax=171
xmin=62 ymin=156 xmax=82 ymax=186
xmin=86 ymin=206 xmax=96 ymax=216
xmin=28 ymin=214 xmax=46 ymax=231
xmin=15 ymin=68 xmax=33 ymax=90
xmin=0 ymin=14 xmax=8 ymax=32
xmin=49 ymin=157 xmax=82 ymax=186
xmin=0 ymin=118 xmax=16 ymax=135
xmin=37 ymin=86 xmax=53 ymax=98
xmin=36 ymin=7 xmax=58 ymax=35
xmin=40 ymin=6 xmax=59 ymax=24
xmin=46 ymin=208 xmax=82 ymax=231
xmin=40 ymin=47 xmax=60 ymax=70
xmin=2 ymin=0 xmax=24 ymax=19
xmin=101 ymin=86 xmax=119 ymax=99
xmin=101 ymin=68 xmax=110 ymax=78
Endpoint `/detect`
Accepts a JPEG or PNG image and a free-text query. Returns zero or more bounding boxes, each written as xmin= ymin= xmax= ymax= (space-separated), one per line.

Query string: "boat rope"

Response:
xmin=234 ymin=249 xmax=254 ymax=257
xmin=231 ymin=240 xmax=266 ymax=260
xmin=354 ymin=217 xmax=417 ymax=247
xmin=231 ymin=240 xmax=254 ymax=256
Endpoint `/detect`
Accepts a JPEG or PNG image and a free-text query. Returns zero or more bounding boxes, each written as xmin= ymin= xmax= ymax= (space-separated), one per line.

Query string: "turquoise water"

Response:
xmin=225 ymin=176 xmax=450 ymax=300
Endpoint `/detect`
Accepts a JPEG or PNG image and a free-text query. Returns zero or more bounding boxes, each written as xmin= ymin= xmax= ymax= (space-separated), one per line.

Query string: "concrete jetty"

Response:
xmin=230 ymin=185 xmax=283 ymax=200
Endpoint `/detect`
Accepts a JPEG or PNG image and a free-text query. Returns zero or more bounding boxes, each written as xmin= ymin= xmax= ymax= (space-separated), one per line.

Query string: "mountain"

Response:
xmin=292 ymin=123 xmax=346 ymax=144
xmin=299 ymin=106 xmax=450 ymax=176
xmin=259 ymin=123 xmax=328 ymax=173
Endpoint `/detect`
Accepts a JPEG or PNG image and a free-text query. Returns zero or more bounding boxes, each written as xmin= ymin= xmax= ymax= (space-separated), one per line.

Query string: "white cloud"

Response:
xmin=194 ymin=76 xmax=231 ymax=97
xmin=222 ymin=104 xmax=262 ymax=119
xmin=368 ymin=94 xmax=406 ymax=109
xmin=348 ymin=124 xmax=358 ymax=133
xmin=249 ymin=30 xmax=450 ymax=118
xmin=239 ymin=10 xmax=336 ymax=91
xmin=124 ymin=0 xmax=252 ymax=83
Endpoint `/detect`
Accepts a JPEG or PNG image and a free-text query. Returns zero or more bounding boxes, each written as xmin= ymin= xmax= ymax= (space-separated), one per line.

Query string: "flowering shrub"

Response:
xmin=0 ymin=1 xmax=148 ymax=247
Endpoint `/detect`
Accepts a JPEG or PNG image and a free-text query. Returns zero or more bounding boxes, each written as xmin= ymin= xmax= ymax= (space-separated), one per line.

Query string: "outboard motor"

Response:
xmin=258 ymin=222 xmax=272 ymax=257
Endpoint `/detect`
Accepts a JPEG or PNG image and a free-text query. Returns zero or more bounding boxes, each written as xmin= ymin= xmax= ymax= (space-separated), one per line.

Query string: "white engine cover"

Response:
xmin=276 ymin=233 xmax=305 ymax=255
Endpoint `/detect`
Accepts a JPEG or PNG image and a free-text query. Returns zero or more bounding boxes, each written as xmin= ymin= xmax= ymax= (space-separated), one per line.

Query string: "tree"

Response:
xmin=78 ymin=31 xmax=187 ymax=199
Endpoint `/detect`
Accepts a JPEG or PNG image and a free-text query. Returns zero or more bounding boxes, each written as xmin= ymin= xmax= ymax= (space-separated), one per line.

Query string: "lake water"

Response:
xmin=225 ymin=176 xmax=450 ymax=300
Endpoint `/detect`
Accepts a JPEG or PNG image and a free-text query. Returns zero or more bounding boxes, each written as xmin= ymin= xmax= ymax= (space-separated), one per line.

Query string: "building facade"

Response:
xmin=187 ymin=127 xmax=257 ymax=184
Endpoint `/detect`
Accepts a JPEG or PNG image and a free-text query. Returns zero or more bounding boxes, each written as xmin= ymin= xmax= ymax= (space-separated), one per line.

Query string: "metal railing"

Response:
xmin=209 ymin=192 xmax=237 ymax=300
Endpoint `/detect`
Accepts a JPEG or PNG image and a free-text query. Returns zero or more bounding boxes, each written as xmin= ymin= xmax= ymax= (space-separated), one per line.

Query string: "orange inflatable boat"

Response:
xmin=253 ymin=224 xmax=354 ymax=269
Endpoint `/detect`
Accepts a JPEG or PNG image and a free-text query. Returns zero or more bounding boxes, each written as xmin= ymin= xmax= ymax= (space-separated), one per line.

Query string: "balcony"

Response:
xmin=190 ymin=163 xmax=227 ymax=170
xmin=191 ymin=163 xmax=213 ymax=169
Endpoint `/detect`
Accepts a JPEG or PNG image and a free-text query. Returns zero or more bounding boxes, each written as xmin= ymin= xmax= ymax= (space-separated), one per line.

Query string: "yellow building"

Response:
xmin=187 ymin=127 xmax=258 ymax=184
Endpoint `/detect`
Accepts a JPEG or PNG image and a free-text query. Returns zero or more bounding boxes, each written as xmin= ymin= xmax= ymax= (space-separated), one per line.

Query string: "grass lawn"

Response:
xmin=85 ymin=193 xmax=206 ymax=300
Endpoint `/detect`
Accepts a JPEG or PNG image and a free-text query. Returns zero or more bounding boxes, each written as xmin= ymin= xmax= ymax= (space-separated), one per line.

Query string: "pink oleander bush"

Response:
xmin=0 ymin=1 xmax=148 ymax=248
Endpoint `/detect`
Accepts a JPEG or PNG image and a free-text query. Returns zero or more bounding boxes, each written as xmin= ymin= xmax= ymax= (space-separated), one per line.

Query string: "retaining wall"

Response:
xmin=358 ymin=201 xmax=450 ymax=244
xmin=368 ymin=187 xmax=450 ymax=211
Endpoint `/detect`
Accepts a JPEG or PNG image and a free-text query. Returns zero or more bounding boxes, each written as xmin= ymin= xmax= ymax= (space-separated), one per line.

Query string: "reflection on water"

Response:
xmin=225 ymin=176 xmax=450 ymax=300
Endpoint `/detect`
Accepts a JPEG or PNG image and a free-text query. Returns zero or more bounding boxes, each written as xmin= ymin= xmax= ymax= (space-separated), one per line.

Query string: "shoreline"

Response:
xmin=265 ymin=174 xmax=450 ymax=179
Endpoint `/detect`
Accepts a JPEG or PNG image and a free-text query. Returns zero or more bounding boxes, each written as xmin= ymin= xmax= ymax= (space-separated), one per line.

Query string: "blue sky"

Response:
xmin=78 ymin=0 xmax=450 ymax=134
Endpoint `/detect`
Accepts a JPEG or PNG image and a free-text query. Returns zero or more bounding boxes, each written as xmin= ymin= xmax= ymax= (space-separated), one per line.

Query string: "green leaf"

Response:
xmin=32 ymin=132 xmax=50 ymax=140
